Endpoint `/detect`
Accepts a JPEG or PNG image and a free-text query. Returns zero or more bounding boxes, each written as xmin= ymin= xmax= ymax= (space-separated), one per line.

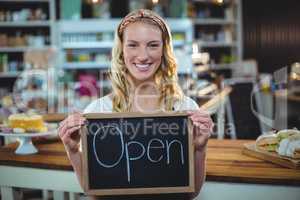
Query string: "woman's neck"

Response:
xmin=130 ymin=81 xmax=161 ymax=113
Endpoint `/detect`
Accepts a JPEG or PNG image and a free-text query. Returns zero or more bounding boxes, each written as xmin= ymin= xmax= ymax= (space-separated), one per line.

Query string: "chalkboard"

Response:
xmin=81 ymin=112 xmax=195 ymax=196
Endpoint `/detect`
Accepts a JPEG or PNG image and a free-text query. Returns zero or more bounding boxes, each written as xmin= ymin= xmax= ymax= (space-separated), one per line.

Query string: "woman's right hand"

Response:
xmin=58 ymin=112 xmax=86 ymax=154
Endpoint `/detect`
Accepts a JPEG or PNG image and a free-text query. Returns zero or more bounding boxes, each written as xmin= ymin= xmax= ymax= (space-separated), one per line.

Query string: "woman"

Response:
xmin=59 ymin=9 xmax=213 ymax=200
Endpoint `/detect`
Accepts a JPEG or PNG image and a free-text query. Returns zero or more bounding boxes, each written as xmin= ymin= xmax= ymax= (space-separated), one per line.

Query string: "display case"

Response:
xmin=189 ymin=0 xmax=243 ymax=70
xmin=0 ymin=0 xmax=56 ymax=78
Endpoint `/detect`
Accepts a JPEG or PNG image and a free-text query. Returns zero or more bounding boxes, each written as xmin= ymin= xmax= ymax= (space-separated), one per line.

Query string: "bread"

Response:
xmin=8 ymin=113 xmax=47 ymax=133
xmin=255 ymin=134 xmax=279 ymax=152
xmin=277 ymin=129 xmax=300 ymax=141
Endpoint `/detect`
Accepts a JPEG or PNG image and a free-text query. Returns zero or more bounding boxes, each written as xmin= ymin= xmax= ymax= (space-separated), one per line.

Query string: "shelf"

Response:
xmin=0 ymin=0 xmax=56 ymax=91
xmin=58 ymin=19 xmax=194 ymax=74
xmin=196 ymin=41 xmax=237 ymax=47
xmin=0 ymin=0 xmax=50 ymax=2
xmin=191 ymin=0 xmax=234 ymax=5
xmin=191 ymin=0 xmax=236 ymax=6
xmin=0 ymin=21 xmax=51 ymax=27
xmin=58 ymin=19 xmax=121 ymax=33
xmin=0 ymin=72 xmax=21 ymax=78
xmin=21 ymin=89 xmax=48 ymax=99
xmin=193 ymin=18 xmax=236 ymax=25
xmin=194 ymin=64 xmax=210 ymax=73
xmin=62 ymin=40 xmax=186 ymax=49
xmin=210 ymin=63 xmax=240 ymax=69
xmin=190 ymin=0 xmax=242 ymax=71
xmin=62 ymin=41 xmax=114 ymax=49
xmin=0 ymin=46 xmax=52 ymax=52
xmin=62 ymin=62 xmax=110 ymax=69
xmin=172 ymin=40 xmax=185 ymax=47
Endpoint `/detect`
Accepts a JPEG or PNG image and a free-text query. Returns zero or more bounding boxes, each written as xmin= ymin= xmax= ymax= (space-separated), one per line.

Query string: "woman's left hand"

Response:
xmin=188 ymin=109 xmax=214 ymax=151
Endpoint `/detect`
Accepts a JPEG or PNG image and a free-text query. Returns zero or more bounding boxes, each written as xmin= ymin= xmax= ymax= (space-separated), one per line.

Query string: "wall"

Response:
xmin=243 ymin=0 xmax=300 ymax=73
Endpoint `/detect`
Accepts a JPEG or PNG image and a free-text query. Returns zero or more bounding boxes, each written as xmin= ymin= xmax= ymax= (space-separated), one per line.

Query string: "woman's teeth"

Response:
xmin=135 ymin=64 xmax=150 ymax=69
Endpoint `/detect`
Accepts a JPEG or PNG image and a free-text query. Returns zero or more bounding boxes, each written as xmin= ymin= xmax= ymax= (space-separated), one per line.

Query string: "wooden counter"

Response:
xmin=206 ymin=139 xmax=300 ymax=185
xmin=0 ymin=139 xmax=299 ymax=186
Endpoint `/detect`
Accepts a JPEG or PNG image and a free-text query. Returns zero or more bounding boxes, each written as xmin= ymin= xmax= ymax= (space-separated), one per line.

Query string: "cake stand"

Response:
xmin=0 ymin=130 xmax=57 ymax=155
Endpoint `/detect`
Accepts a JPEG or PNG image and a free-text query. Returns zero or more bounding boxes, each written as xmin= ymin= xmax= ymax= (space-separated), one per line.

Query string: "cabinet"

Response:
xmin=0 ymin=0 xmax=56 ymax=78
xmin=57 ymin=19 xmax=119 ymax=71
xmin=189 ymin=0 xmax=242 ymax=70
xmin=57 ymin=19 xmax=120 ymax=107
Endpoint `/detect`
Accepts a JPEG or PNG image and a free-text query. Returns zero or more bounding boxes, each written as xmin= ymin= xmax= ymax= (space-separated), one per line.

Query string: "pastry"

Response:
xmin=8 ymin=113 xmax=47 ymax=133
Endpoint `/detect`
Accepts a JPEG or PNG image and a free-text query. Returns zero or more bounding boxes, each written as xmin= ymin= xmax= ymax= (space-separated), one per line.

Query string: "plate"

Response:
xmin=0 ymin=129 xmax=58 ymax=155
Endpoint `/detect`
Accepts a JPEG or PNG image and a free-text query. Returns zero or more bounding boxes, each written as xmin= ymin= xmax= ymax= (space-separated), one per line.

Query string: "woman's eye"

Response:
xmin=127 ymin=43 xmax=137 ymax=47
xmin=149 ymin=43 xmax=160 ymax=48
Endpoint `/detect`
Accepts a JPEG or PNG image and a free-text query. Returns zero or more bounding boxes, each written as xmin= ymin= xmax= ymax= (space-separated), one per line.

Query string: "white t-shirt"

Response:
xmin=84 ymin=95 xmax=199 ymax=113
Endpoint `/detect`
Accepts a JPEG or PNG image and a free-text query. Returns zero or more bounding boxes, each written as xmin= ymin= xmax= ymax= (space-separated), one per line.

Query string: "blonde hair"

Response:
xmin=110 ymin=9 xmax=183 ymax=112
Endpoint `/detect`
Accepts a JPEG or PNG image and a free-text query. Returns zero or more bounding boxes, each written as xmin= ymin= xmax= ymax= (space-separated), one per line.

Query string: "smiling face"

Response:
xmin=122 ymin=21 xmax=163 ymax=85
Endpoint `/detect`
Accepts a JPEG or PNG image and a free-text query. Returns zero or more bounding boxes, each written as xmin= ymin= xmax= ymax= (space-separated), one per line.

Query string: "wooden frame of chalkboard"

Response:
xmin=80 ymin=111 xmax=195 ymax=196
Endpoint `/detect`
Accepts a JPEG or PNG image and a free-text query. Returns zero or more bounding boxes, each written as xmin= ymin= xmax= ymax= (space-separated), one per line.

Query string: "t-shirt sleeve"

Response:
xmin=83 ymin=96 xmax=113 ymax=114
xmin=83 ymin=100 xmax=98 ymax=114
xmin=176 ymin=96 xmax=199 ymax=111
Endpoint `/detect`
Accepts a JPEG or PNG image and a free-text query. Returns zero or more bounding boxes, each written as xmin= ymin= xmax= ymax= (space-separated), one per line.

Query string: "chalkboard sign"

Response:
xmin=81 ymin=112 xmax=195 ymax=196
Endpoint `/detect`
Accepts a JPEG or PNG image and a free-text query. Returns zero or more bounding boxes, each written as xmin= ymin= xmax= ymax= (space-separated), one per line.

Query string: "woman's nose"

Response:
xmin=136 ymin=47 xmax=149 ymax=61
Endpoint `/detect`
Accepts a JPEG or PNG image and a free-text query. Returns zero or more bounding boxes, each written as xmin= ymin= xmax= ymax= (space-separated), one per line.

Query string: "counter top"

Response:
xmin=0 ymin=139 xmax=299 ymax=186
xmin=206 ymin=139 xmax=300 ymax=186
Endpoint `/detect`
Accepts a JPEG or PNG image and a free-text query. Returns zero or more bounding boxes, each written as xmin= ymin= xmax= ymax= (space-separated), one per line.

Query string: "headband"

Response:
xmin=118 ymin=9 xmax=168 ymax=37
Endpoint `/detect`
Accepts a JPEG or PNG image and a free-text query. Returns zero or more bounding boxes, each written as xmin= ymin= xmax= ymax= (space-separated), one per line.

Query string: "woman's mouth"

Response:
xmin=135 ymin=63 xmax=151 ymax=71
